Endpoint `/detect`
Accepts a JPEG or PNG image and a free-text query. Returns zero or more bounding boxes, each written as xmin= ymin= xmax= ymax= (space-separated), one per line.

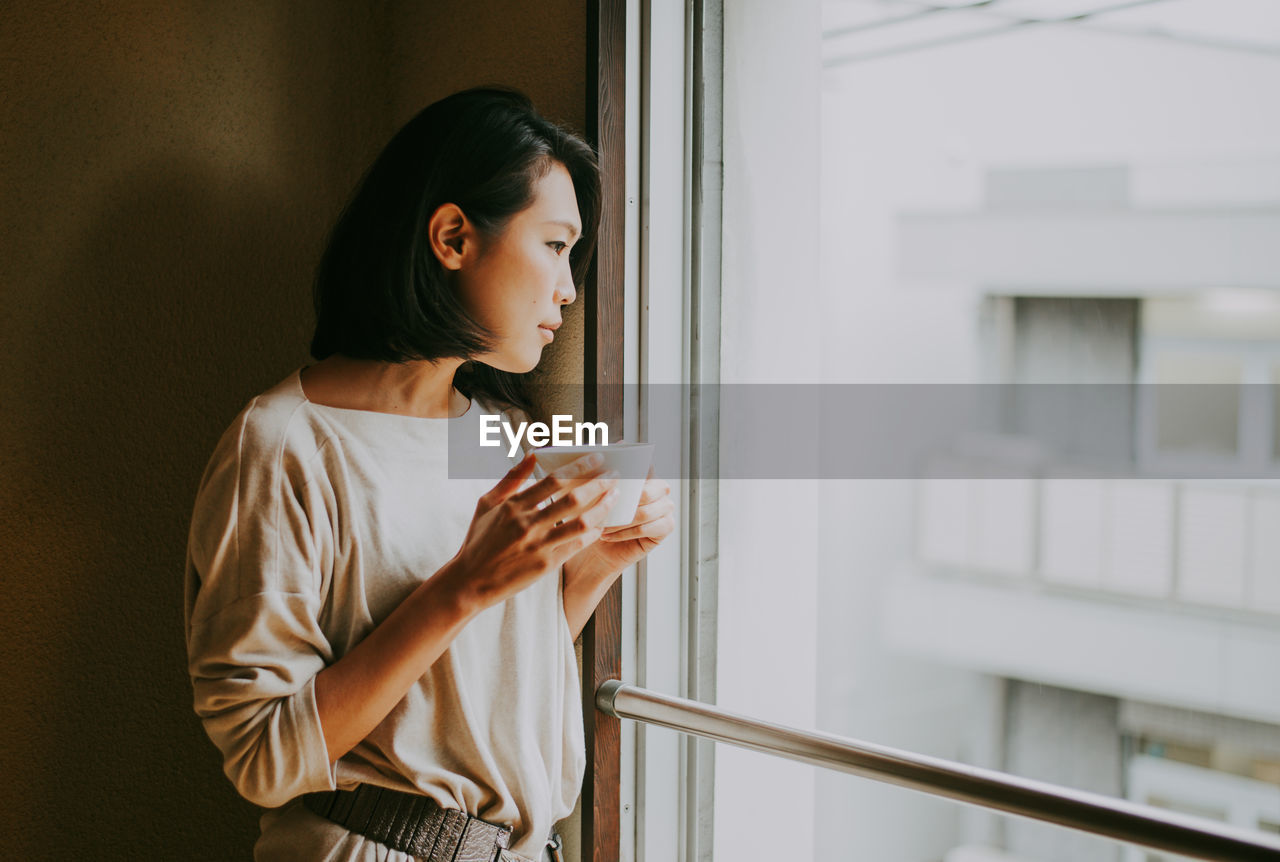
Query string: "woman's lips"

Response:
xmin=538 ymin=325 xmax=555 ymax=342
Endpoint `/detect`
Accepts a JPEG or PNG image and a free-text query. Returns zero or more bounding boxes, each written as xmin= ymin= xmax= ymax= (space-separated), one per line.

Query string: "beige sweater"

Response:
xmin=184 ymin=369 xmax=584 ymax=860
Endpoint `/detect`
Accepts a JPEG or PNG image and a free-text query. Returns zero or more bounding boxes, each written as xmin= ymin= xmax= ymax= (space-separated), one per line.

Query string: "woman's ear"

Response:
xmin=427 ymin=203 xmax=473 ymax=271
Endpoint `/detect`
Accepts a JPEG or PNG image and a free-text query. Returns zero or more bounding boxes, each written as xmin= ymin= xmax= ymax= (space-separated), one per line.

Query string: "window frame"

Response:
xmin=631 ymin=2 xmax=724 ymax=862
xmin=582 ymin=1 xmax=723 ymax=861
xmin=580 ymin=2 xmax=630 ymax=861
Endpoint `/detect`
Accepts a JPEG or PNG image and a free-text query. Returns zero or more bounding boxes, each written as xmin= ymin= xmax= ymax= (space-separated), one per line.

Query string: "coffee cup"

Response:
xmin=533 ymin=442 xmax=656 ymax=528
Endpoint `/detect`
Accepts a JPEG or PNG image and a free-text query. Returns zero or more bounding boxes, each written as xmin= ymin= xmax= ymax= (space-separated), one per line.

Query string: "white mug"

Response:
xmin=532 ymin=442 xmax=656 ymax=527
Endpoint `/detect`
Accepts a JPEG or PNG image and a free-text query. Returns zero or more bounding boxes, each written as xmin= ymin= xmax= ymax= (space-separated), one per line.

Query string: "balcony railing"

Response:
xmin=597 ymin=680 xmax=1280 ymax=861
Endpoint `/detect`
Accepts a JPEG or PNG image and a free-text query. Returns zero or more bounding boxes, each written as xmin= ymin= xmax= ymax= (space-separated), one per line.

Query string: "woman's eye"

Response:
xmin=548 ymin=241 xmax=568 ymax=254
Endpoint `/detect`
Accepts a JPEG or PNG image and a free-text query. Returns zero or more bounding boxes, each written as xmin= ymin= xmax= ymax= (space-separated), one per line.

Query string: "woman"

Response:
xmin=184 ymin=87 xmax=674 ymax=862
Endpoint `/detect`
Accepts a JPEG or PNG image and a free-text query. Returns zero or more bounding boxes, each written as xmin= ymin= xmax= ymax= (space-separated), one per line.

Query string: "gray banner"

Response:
xmin=446 ymin=384 xmax=1280 ymax=480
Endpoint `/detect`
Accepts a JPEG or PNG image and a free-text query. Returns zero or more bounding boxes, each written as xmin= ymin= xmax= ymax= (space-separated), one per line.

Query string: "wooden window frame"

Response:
xmin=582 ymin=1 xmax=627 ymax=859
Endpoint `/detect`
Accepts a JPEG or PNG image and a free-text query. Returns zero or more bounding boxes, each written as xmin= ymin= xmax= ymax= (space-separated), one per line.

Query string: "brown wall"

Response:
xmin=0 ymin=2 xmax=585 ymax=857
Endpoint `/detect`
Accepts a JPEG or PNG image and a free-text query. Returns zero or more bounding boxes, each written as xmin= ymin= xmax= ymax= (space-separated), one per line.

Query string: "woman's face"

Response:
xmin=456 ymin=161 xmax=582 ymax=374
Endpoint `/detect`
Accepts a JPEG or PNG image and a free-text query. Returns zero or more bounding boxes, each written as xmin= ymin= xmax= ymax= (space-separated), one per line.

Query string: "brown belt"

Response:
xmin=304 ymin=784 xmax=512 ymax=861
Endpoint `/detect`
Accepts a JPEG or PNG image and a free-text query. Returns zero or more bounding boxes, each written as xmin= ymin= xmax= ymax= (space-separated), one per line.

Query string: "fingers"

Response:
xmin=540 ymin=471 xmax=620 ymax=524
xmin=478 ymin=451 xmax=539 ymax=510
xmin=545 ymin=524 xmax=605 ymax=562
xmin=599 ymin=517 xmax=675 ymax=543
xmin=542 ymin=485 xmax=619 ymax=548
xmin=633 ymin=478 xmax=671 ymax=507
xmin=510 ymin=452 xmax=607 ymax=509
xmin=600 ymin=497 xmax=676 ymax=541
xmin=599 ymin=478 xmax=672 ymax=532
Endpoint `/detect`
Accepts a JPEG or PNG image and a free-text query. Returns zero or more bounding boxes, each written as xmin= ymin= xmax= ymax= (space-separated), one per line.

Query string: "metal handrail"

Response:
xmin=597 ymin=681 xmax=1280 ymax=861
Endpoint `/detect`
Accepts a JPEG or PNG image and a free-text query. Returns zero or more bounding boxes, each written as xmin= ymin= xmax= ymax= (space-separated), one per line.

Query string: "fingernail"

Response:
xmin=587 ymin=453 xmax=604 ymax=467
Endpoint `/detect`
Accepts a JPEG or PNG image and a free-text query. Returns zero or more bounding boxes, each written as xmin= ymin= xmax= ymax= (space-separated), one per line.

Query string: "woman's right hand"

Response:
xmin=442 ymin=450 xmax=619 ymax=612
xmin=312 ymin=450 xmax=615 ymax=763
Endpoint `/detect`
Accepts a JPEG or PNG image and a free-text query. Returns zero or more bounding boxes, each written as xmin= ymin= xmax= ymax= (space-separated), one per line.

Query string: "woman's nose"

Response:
xmin=555 ymin=270 xmax=576 ymax=306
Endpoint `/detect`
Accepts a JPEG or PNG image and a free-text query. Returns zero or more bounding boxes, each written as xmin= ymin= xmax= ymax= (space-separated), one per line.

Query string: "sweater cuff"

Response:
xmin=290 ymin=672 xmax=338 ymax=799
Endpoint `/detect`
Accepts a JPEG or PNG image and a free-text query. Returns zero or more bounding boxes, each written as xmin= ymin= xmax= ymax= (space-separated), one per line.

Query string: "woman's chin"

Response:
xmin=486 ymin=350 xmax=541 ymax=375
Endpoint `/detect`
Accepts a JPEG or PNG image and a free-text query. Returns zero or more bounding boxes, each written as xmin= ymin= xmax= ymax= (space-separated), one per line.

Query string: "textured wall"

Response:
xmin=0 ymin=2 xmax=585 ymax=858
xmin=389 ymin=0 xmax=589 ymax=391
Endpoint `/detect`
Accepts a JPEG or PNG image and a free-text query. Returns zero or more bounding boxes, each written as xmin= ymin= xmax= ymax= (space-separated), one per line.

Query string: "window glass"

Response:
xmin=706 ymin=1 xmax=1280 ymax=860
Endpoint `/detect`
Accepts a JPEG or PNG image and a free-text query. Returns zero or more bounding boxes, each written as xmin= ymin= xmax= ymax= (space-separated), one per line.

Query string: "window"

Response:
xmin=626 ymin=1 xmax=1280 ymax=860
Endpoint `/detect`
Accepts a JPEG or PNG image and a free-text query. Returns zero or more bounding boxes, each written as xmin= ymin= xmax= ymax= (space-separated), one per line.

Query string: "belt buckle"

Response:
xmin=545 ymin=832 xmax=564 ymax=862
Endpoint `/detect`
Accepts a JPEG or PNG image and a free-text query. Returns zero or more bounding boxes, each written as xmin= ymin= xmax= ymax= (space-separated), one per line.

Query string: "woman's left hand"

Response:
xmin=565 ymin=470 xmax=675 ymax=579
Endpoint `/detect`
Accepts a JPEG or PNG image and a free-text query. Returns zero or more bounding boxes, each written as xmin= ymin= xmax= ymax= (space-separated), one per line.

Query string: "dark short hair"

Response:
xmin=310 ymin=86 xmax=601 ymax=413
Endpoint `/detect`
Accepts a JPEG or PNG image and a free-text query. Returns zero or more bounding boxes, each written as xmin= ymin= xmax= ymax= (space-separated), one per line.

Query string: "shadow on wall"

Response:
xmin=2 ymin=159 xmax=314 ymax=858
xmin=0 ymin=2 xmax=587 ymax=857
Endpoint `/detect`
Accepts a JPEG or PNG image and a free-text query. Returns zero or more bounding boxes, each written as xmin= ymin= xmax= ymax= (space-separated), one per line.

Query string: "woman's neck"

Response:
xmin=299 ymin=354 xmax=470 ymax=418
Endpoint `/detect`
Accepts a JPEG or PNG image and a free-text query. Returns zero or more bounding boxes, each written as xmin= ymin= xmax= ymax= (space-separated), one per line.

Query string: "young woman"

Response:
xmin=184 ymin=87 xmax=674 ymax=862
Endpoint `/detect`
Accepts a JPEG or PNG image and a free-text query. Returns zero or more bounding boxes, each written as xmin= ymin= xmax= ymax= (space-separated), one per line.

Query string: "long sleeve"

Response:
xmin=182 ymin=371 xmax=587 ymax=858
xmin=184 ymin=401 xmax=338 ymax=809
